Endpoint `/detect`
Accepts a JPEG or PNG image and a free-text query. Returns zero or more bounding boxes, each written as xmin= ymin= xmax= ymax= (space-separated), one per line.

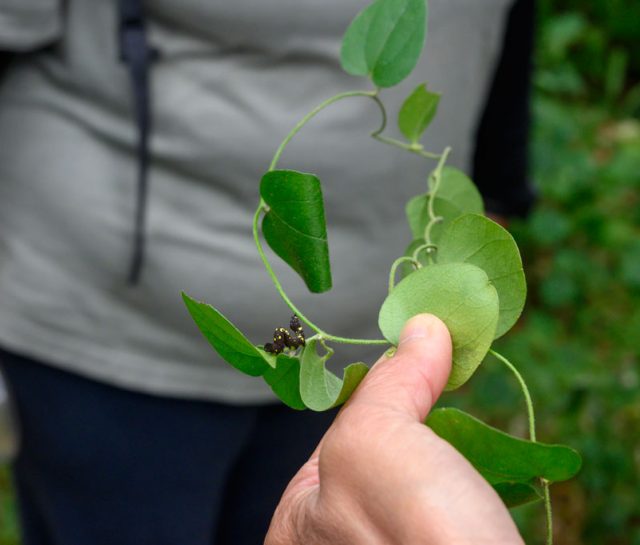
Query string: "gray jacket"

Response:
xmin=0 ymin=0 xmax=513 ymax=402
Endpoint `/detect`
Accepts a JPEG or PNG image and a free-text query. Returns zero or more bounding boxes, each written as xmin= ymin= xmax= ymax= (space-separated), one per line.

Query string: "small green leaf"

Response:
xmin=438 ymin=214 xmax=527 ymax=338
xmin=427 ymin=408 xmax=582 ymax=487
xmin=378 ymin=263 xmax=499 ymax=389
xmin=432 ymin=167 xmax=484 ymax=215
xmin=340 ymin=0 xmax=427 ymax=88
xmin=263 ymin=355 xmax=306 ymax=410
xmin=398 ymin=83 xmax=441 ymax=143
xmin=182 ymin=293 xmax=272 ymax=376
xmin=299 ymin=339 xmax=369 ymax=411
xmin=260 ymin=170 xmax=331 ymax=293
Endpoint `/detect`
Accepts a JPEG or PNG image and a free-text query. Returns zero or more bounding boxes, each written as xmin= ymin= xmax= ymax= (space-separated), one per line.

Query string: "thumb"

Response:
xmin=348 ymin=314 xmax=452 ymax=422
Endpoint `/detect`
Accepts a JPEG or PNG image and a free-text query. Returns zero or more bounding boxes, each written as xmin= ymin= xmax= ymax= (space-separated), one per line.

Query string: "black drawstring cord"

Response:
xmin=118 ymin=0 xmax=157 ymax=285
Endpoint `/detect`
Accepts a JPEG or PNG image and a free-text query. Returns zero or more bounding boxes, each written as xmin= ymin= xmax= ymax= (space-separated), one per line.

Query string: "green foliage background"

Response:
xmin=1 ymin=1 xmax=638 ymax=543
xmin=453 ymin=1 xmax=640 ymax=543
xmin=0 ymin=467 xmax=17 ymax=544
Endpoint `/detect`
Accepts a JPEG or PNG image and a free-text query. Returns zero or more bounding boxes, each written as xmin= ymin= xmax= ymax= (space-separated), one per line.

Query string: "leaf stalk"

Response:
xmin=368 ymin=93 xmax=442 ymax=159
xmin=388 ymin=256 xmax=419 ymax=292
xmin=421 ymin=146 xmax=452 ymax=262
xmin=490 ymin=349 xmax=553 ymax=545
xmin=269 ymin=90 xmax=378 ymax=171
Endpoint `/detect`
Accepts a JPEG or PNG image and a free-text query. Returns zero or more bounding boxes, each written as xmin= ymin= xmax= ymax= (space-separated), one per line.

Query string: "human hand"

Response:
xmin=265 ymin=314 xmax=525 ymax=545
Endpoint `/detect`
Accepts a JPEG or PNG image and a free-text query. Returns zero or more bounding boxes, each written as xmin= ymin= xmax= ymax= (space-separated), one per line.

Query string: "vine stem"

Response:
xmin=411 ymin=242 xmax=437 ymax=263
xmin=388 ymin=256 xmax=418 ymax=292
xmin=490 ymin=349 xmax=553 ymax=545
xmin=369 ymin=94 xmax=442 ymax=159
xmin=372 ymin=134 xmax=443 ymax=159
xmin=269 ymin=90 xmax=378 ymax=171
xmin=268 ymin=90 xmax=444 ymax=170
xmin=489 ymin=349 xmax=536 ymax=440
xmin=424 ymin=146 xmax=451 ymax=244
xmin=252 ymin=205 xmax=388 ymax=346
xmin=418 ymin=146 xmax=452 ymax=264
xmin=543 ymin=483 xmax=553 ymax=545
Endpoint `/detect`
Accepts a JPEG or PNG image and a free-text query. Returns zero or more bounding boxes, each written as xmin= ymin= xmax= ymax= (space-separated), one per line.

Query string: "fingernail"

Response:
xmin=399 ymin=314 xmax=437 ymax=346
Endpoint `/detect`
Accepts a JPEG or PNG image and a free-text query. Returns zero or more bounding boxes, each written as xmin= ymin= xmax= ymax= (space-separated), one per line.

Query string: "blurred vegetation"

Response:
xmin=0 ymin=466 xmax=17 ymax=545
xmin=456 ymin=1 xmax=640 ymax=544
xmin=0 ymin=1 xmax=639 ymax=544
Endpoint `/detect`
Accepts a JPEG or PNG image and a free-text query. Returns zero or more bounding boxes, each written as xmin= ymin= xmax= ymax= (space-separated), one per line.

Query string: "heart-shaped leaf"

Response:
xmin=299 ymin=339 xmax=369 ymax=411
xmin=182 ymin=293 xmax=273 ymax=376
xmin=260 ymin=170 xmax=331 ymax=293
xmin=398 ymin=83 xmax=441 ymax=143
xmin=379 ymin=263 xmax=499 ymax=389
xmin=340 ymin=0 xmax=427 ymax=88
xmin=427 ymin=408 xmax=582 ymax=493
xmin=263 ymin=354 xmax=306 ymax=410
xmin=438 ymin=214 xmax=527 ymax=338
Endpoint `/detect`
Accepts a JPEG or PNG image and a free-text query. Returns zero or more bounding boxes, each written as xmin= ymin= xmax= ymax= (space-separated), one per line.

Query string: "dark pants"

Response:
xmin=0 ymin=348 xmax=335 ymax=545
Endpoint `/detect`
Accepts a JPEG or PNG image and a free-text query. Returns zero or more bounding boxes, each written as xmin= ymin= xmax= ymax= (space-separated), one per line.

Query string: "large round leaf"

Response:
xmin=378 ymin=263 xmax=499 ymax=389
xmin=182 ymin=293 xmax=273 ymax=376
xmin=261 ymin=170 xmax=331 ymax=293
xmin=340 ymin=0 xmax=427 ymax=88
xmin=438 ymin=214 xmax=527 ymax=338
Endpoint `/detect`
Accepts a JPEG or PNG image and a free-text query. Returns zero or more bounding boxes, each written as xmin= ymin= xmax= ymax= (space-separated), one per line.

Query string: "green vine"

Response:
xmin=182 ymin=1 xmax=581 ymax=543
xmin=268 ymin=90 xmax=378 ymax=172
xmin=388 ymin=256 xmax=419 ymax=292
xmin=491 ymin=349 xmax=553 ymax=545
xmin=422 ymin=146 xmax=451 ymax=263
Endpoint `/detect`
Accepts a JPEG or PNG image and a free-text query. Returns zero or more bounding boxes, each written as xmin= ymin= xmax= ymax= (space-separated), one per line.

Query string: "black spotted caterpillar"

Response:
xmin=263 ymin=315 xmax=306 ymax=355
